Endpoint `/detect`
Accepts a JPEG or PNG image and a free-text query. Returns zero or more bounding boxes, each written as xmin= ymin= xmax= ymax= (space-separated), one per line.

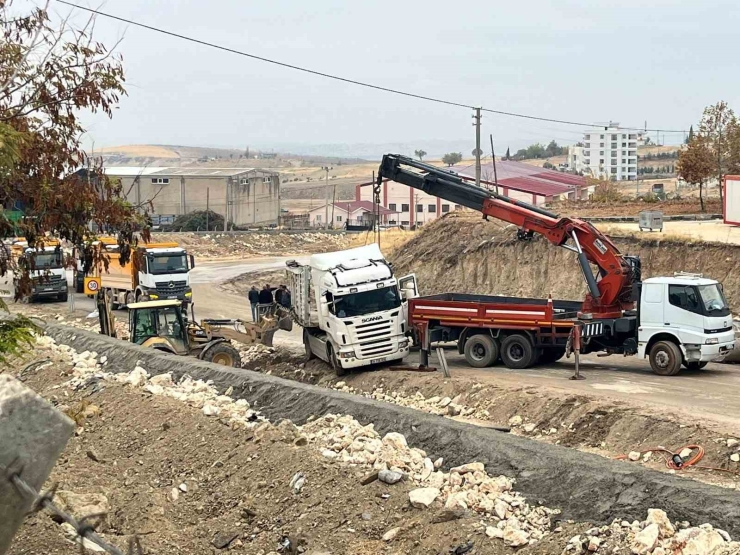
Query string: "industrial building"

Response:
xmin=104 ymin=167 xmax=281 ymax=227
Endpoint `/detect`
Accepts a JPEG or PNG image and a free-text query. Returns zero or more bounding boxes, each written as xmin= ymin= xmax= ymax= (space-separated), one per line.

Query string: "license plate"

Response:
xmin=168 ymin=296 xmax=177 ymax=299
xmin=370 ymin=357 xmax=386 ymax=364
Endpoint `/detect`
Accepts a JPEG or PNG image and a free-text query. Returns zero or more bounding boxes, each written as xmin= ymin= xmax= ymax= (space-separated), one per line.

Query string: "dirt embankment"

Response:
xmin=390 ymin=212 xmax=740 ymax=312
xmin=151 ymin=232 xmax=351 ymax=260
xmin=551 ymin=198 xmax=721 ymax=217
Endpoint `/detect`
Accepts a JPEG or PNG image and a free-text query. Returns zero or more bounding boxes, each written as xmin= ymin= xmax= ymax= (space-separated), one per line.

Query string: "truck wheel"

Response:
xmin=463 ymin=334 xmax=498 ymax=368
xmin=539 ymin=348 xmax=566 ymax=365
xmin=327 ymin=344 xmax=347 ymax=377
xmin=501 ymin=334 xmax=535 ymax=369
xmin=57 ymin=291 xmax=68 ymax=303
xmin=203 ymin=342 xmax=241 ymax=368
xmin=683 ymin=361 xmax=708 ymax=371
xmin=649 ymin=341 xmax=682 ymax=376
xmin=303 ymin=330 xmax=315 ymax=361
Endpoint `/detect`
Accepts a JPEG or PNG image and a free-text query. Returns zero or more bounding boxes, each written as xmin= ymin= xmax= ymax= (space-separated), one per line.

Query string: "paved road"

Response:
xmin=62 ymin=258 xmax=740 ymax=428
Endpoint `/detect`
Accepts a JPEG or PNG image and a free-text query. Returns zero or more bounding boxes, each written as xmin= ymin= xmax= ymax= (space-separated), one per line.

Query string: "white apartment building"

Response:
xmin=580 ymin=123 xmax=640 ymax=181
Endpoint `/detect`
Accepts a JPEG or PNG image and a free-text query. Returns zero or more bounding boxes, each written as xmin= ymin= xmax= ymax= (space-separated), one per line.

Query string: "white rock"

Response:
xmin=125 ymin=367 xmax=149 ymax=387
xmin=681 ymin=529 xmax=725 ymax=555
xmin=149 ymin=373 xmax=174 ymax=387
xmin=178 ymin=483 xmax=188 ymax=493
xmin=486 ymin=526 xmax=504 ymax=539
xmin=508 ymin=415 xmax=523 ymax=426
xmin=320 ymin=449 xmax=338 ymax=459
xmin=631 ymin=523 xmax=659 ymax=554
xmin=679 ymin=447 xmax=693 ymax=459
xmin=143 ymin=384 xmax=164 ymax=396
xmin=646 ymin=508 xmax=675 ymax=539
xmin=335 ymin=381 xmax=346 ymax=388
xmin=587 ymin=536 xmax=601 ymax=552
xmin=727 ymin=438 xmax=739 ymax=448
xmin=378 ymin=470 xmax=404 ymax=485
xmin=523 ymin=423 xmax=536 ymax=433
xmin=450 ymin=462 xmax=484 ymax=474
xmin=628 ymin=451 xmax=641 ymax=462
xmin=168 ymin=488 xmax=179 ymax=502
xmin=438 ymin=397 xmax=452 ymax=407
xmin=382 ymin=527 xmax=400 ymax=542
xmin=289 ymin=472 xmax=305 ymax=494
xmin=408 ymin=487 xmax=440 ymax=508
xmin=421 ymin=458 xmax=434 ymax=481
xmin=731 ymin=453 xmax=740 ymax=463
xmin=433 ymin=457 xmax=443 ymax=469
xmin=494 ymin=499 xmax=509 ymax=520
xmin=382 ymin=432 xmax=408 ymax=450
xmin=503 ymin=526 xmax=529 ymax=547
xmin=202 ymin=403 xmax=221 ymax=417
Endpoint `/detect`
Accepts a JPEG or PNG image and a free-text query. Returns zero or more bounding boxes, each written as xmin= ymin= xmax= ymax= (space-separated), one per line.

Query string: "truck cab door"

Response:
xmin=664 ymin=284 xmax=705 ymax=340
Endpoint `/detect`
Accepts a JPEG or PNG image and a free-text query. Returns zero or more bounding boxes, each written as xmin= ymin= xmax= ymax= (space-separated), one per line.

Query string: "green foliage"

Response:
xmin=170 ymin=210 xmax=227 ymax=231
xmin=512 ymin=140 xmax=566 ymax=160
xmin=0 ymin=302 xmax=39 ymax=365
xmin=640 ymin=192 xmax=659 ymax=203
xmin=542 ymin=161 xmax=554 ymax=169
xmin=442 ymin=152 xmax=463 ymax=166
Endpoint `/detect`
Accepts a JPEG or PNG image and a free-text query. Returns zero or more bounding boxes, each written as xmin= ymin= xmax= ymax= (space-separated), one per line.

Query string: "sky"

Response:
xmin=36 ymin=0 xmax=740 ymax=156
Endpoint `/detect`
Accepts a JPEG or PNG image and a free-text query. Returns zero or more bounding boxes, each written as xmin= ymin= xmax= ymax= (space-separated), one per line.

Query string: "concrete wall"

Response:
xmin=114 ymin=171 xmax=280 ymax=226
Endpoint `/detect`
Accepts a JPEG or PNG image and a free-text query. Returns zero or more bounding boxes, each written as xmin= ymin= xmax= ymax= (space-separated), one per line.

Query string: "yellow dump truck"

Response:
xmin=9 ymin=238 xmax=68 ymax=302
xmin=91 ymin=238 xmax=194 ymax=309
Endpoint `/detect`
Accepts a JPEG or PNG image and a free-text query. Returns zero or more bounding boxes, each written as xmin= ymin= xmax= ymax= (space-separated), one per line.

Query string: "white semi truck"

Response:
xmin=286 ymin=244 xmax=417 ymax=376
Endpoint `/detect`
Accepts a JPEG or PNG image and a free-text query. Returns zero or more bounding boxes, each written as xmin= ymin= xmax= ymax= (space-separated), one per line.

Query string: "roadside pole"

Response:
xmin=473 ymin=108 xmax=482 ymax=188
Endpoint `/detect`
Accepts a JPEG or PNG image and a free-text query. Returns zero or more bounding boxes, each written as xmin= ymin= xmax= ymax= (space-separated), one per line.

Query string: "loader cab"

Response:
xmin=128 ymin=300 xmax=189 ymax=355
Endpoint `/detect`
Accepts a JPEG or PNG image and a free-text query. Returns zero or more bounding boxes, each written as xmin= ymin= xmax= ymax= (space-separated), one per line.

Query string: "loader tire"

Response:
xmin=203 ymin=342 xmax=241 ymax=368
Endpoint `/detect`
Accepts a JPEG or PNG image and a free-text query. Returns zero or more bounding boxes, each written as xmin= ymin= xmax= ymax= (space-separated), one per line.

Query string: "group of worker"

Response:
xmin=248 ymin=283 xmax=291 ymax=322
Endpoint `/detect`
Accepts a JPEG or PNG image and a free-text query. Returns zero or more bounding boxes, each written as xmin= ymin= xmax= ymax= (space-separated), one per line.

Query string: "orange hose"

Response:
xmin=616 ymin=444 xmax=740 ymax=476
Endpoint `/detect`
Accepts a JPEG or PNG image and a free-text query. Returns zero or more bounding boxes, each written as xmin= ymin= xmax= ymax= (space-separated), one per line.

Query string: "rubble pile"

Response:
xmin=301 ymin=413 xmax=557 ymax=548
xmin=564 ymin=508 xmax=740 ymax=554
xmin=153 ymin=231 xmax=351 ymax=259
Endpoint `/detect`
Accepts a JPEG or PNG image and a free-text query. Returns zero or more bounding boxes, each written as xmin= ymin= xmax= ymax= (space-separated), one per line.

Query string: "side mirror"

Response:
xmin=189 ymin=254 xmax=195 ymax=269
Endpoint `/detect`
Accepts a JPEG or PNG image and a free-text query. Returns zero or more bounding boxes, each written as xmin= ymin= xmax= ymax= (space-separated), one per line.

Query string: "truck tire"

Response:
xmin=538 ymin=348 xmax=566 ymax=365
xmin=463 ymin=334 xmax=498 ymax=368
xmin=202 ymin=342 xmax=241 ymax=368
xmin=683 ymin=361 xmax=708 ymax=371
xmin=303 ymin=330 xmax=315 ymax=361
xmin=57 ymin=290 xmax=68 ymax=303
xmin=649 ymin=341 xmax=682 ymax=376
xmin=327 ymin=343 xmax=347 ymax=377
xmin=501 ymin=334 xmax=535 ymax=369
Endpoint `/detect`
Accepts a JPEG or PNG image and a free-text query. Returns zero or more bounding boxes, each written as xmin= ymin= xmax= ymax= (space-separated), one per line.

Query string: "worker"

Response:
xmin=279 ymin=285 xmax=291 ymax=308
xmin=274 ymin=284 xmax=285 ymax=306
xmin=248 ymin=285 xmax=260 ymax=322
xmin=258 ymin=284 xmax=274 ymax=304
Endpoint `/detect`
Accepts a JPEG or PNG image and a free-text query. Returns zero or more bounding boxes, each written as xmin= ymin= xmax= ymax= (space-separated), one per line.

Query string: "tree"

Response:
xmin=504 ymin=147 xmax=510 ymax=160
xmin=442 ymin=152 xmax=462 ymax=166
xmin=414 ymin=149 xmax=427 ymax=161
xmin=589 ymin=176 xmax=622 ymax=203
xmin=0 ymin=2 xmax=146 ymax=358
xmin=171 ymin=210 xmax=225 ymax=231
xmin=685 ymin=125 xmax=694 ymax=144
xmin=699 ymin=101 xmax=739 ymax=207
xmin=677 ymin=136 xmax=714 ymax=212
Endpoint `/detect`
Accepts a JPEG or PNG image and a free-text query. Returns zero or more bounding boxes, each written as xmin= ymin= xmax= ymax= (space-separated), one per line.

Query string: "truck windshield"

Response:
xmin=31 ymin=252 xmax=63 ymax=269
xmin=698 ymin=284 xmax=730 ymax=316
xmin=148 ymin=254 xmax=188 ymax=275
xmin=332 ymin=286 xmax=401 ymax=317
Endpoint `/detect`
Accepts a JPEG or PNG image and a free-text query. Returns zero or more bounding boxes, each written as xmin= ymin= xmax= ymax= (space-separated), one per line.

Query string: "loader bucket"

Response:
xmin=260 ymin=328 xmax=277 ymax=347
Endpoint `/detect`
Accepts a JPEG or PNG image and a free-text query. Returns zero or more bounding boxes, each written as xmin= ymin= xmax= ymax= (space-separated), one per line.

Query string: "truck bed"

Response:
xmin=410 ymin=293 xmax=582 ymax=327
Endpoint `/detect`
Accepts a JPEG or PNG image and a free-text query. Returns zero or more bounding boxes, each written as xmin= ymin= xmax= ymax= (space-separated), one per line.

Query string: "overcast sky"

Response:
xmin=43 ymin=0 xmax=740 ymax=155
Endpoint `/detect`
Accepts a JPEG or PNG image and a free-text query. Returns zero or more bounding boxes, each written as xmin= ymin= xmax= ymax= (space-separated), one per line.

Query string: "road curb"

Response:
xmin=45 ymin=324 xmax=740 ymax=535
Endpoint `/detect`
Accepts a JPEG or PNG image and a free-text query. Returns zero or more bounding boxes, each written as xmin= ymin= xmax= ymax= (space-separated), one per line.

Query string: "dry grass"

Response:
xmin=97 ymin=144 xmax=181 ymax=158
xmin=347 ymin=228 xmax=417 ymax=253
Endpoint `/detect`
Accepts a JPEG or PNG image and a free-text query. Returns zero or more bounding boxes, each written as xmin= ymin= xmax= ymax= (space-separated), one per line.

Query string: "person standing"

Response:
xmin=274 ymin=284 xmax=285 ymax=306
xmin=279 ymin=285 xmax=291 ymax=308
xmin=248 ymin=285 xmax=260 ymax=322
xmin=258 ymin=284 xmax=274 ymax=304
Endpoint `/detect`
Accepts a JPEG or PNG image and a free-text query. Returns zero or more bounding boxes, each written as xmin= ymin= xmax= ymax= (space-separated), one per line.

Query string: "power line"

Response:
xmin=56 ymin=0 xmax=689 ymax=135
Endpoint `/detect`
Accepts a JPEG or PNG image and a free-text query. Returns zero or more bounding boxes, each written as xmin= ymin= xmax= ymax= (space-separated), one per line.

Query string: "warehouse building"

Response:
xmin=104 ymin=167 xmax=281 ymax=227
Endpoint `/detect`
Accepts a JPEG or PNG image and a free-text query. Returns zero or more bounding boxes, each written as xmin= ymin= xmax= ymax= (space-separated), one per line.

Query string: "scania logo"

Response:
xmin=361 ymin=315 xmax=382 ymax=323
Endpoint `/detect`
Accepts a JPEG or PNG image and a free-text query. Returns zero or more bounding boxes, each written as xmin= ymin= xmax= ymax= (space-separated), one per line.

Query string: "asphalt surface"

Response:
xmin=62 ymin=258 xmax=740 ymax=430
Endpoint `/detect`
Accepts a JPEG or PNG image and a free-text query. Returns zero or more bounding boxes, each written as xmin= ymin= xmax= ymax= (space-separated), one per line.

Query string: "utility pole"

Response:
xmin=206 ymin=187 xmax=209 ymax=231
xmin=223 ymin=181 xmax=228 ymax=232
xmin=473 ymin=108 xmax=482 ymax=188
xmin=323 ymin=166 xmax=330 ymax=229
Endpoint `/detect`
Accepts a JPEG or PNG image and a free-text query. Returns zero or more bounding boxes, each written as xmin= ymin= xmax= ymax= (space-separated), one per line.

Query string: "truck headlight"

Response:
xmin=149 ymin=294 xmax=159 ymax=300
xmin=399 ymin=339 xmax=409 ymax=349
xmin=339 ymin=351 xmax=356 ymax=359
xmin=185 ymin=291 xmax=192 ymax=298
xmin=706 ymin=338 xmax=719 ymax=345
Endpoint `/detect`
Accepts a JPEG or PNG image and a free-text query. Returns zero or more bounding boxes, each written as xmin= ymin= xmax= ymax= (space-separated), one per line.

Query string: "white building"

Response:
xmin=567 ymin=146 xmax=586 ymax=174
xmin=579 ymin=123 xmax=640 ymax=181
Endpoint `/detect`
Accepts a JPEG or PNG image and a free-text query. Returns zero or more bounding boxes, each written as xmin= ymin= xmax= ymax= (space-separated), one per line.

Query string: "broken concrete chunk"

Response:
xmin=408 ymin=487 xmax=440 ymax=508
xmin=646 ymin=508 xmax=675 ymax=539
xmin=631 ymin=523 xmax=659 ymax=554
xmin=378 ymin=470 xmax=404 ymax=485
xmin=450 ymin=462 xmax=484 ymax=474
xmin=627 ymin=451 xmax=641 ymax=462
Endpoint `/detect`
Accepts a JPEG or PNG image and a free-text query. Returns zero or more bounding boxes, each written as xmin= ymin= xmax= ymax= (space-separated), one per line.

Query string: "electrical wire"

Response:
xmin=56 ymin=0 xmax=689 ymax=135
xmin=616 ymin=445 xmax=740 ymax=476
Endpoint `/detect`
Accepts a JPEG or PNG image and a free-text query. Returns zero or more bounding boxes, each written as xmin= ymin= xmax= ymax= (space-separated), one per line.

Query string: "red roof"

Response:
xmin=334 ymin=200 xmax=397 ymax=215
xmin=453 ymin=160 xmax=586 ymax=197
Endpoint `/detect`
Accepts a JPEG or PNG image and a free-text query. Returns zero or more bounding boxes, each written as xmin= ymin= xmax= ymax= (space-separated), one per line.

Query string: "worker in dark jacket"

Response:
xmin=248 ymin=286 xmax=260 ymax=322
xmin=274 ymin=285 xmax=285 ymax=306
xmin=258 ymin=284 xmax=274 ymax=304
xmin=279 ymin=285 xmax=291 ymax=308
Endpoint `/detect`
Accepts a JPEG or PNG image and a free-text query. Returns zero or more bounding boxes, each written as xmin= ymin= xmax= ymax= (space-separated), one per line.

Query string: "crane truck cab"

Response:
xmin=11 ymin=239 xmax=68 ymax=302
xmin=286 ymin=244 xmax=416 ymax=376
xmin=637 ymin=274 xmax=735 ymax=375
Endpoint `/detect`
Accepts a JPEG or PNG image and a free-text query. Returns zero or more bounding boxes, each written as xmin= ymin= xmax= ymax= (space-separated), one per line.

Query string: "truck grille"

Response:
xmin=352 ymin=319 xmax=394 ymax=358
xmin=155 ymin=280 xmax=187 ymax=297
xmin=33 ymin=275 xmax=62 ymax=285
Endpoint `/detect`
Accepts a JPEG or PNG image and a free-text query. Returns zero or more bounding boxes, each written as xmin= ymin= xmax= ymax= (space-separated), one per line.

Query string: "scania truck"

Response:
xmin=286 ymin=243 xmax=417 ymax=376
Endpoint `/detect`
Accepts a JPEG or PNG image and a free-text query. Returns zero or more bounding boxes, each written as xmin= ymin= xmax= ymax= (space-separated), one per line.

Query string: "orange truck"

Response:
xmin=91 ymin=238 xmax=195 ymax=309
xmin=8 ymin=238 xmax=69 ymax=302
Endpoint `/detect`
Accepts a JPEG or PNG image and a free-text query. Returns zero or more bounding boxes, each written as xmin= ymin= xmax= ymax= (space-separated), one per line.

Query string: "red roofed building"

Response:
xmin=356 ymin=160 xmax=593 ymax=226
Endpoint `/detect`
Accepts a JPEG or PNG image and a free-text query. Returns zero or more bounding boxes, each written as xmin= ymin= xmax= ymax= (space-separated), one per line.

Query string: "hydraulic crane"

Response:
xmin=377 ymin=154 xmax=641 ymax=319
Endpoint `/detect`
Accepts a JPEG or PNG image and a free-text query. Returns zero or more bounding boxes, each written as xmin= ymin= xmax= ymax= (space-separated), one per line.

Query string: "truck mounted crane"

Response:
xmin=377 ymin=154 xmax=735 ymax=376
